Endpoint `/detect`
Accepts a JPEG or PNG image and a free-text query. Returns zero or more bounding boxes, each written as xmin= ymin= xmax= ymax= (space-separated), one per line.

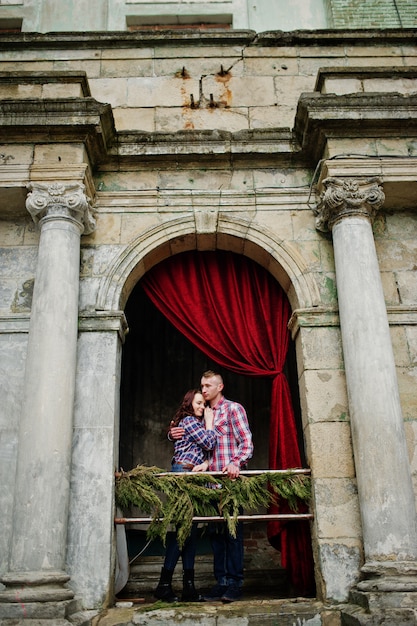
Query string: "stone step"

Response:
xmin=92 ymin=602 xmax=417 ymax=626
xmin=95 ymin=599 xmax=328 ymax=626
xmin=0 ymin=609 xmax=100 ymax=626
xmin=125 ymin=555 xmax=289 ymax=596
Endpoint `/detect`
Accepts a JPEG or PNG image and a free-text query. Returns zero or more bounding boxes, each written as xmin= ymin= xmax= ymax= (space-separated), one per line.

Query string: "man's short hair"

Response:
xmin=202 ymin=370 xmax=224 ymax=384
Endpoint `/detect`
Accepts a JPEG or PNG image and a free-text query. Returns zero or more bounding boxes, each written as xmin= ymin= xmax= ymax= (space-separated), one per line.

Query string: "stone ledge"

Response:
xmin=315 ymin=66 xmax=417 ymax=93
xmin=0 ymin=97 xmax=116 ymax=166
xmin=0 ymin=72 xmax=91 ymax=97
xmin=0 ymin=29 xmax=257 ymax=50
xmin=295 ymin=92 xmax=417 ymax=163
xmin=0 ymin=28 xmax=415 ymax=50
xmin=78 ymin=310 xmax=128 ymax=340
xmin=0 ymin=617 xmax=72 ymax=626
xmin=97 ymin=599 xmax=329 ymax=626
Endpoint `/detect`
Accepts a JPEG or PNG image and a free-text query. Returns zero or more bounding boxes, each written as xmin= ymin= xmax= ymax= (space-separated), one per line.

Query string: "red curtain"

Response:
xmin=141 ymin=250 xmax=314 ymax=595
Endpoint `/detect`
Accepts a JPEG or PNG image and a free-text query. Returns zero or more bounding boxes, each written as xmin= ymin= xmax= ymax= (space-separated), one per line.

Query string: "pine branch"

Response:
xmin=115 ymin=465 xmax=311 ymax=545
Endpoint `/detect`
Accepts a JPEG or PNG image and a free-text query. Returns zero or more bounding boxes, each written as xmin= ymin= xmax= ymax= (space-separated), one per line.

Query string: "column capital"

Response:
xmin=26 ymin=181 xmax=96 ymax=235
xmin=314 ymin=176 xmax=385 ymax=232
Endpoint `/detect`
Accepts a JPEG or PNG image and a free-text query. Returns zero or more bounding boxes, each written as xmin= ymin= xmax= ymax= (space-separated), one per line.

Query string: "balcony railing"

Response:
xmin=115 ymin=468 xmax=313 ymax=525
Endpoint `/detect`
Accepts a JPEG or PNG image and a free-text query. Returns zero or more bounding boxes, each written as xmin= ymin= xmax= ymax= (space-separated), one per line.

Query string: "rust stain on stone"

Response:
xmin=215 ymin=71 xmax=232 ymax=107
xmin=180 ymin=84 xmax=195 ymax=128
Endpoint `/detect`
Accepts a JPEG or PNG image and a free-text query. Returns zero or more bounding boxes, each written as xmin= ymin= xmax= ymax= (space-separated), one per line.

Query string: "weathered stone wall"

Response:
xmin=2 ymin=0 xmax=416 ymax=33
xmin=0 ymin=0 xmax=327 ymax=32
xmin=0 ymin=30 xmax=416 ymax=612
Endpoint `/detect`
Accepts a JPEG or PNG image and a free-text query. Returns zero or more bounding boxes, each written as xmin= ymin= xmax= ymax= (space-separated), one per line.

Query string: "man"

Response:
xmin=170 ymin=370 xmax=253 ymax=602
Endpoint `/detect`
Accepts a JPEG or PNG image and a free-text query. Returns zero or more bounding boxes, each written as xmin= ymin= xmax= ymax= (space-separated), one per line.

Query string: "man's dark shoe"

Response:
xmin=221 ymin=584 xmax=242 ymax=603
xmin=203 ymin=583 xmax=228 ymax=601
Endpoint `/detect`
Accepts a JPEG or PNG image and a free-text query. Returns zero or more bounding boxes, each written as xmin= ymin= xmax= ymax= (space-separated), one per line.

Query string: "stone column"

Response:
xmin=316 ymin=176 xmax=417 ymax=590
xmin=0 ymin=182 xmax=95 ymax=613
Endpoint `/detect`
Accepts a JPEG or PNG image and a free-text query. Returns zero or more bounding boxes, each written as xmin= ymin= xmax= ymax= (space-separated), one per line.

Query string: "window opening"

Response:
xmin=126 ymin=13 xmax=232 ymax=30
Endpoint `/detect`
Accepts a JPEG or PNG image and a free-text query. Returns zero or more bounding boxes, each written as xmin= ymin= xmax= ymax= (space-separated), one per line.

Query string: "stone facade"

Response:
xmin=1 ymin=0 xmax=416 ymax=33
xmin=0 ymin=19 xmax=417 ymax=626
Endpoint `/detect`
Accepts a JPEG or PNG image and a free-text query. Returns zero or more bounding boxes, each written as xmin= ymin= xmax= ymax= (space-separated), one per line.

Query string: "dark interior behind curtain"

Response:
xmin=141 ymin=250 xmax=314 ymax=595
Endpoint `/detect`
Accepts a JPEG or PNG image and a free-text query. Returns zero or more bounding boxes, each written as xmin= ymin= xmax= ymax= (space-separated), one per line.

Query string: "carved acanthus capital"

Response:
xmin=26 ymin=182 xmax=96 ymax=235
xmin=315 ymin=176 xmax=385 ymax=232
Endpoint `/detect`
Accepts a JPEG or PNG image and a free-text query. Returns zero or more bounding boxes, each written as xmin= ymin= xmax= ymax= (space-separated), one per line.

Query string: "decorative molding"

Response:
xmin=0 ymin=314 xmax=31 ymax=334
xmin=0 ymin=163 xmax=30 ymax=185
xmin=288 ymin=307 xmax=339 ymax=338
xmin=95 ymin=188 xmax=311 ymax=212
xmin=386 ymin=305 xmax=417 ymax=326
xmin=78 ymin=310 xmax=129 ymax=342
xmin=25 ymin=181 xmax=96 ymax=235
xmin=2 ymin=306 xmax=415 ymax=338
xmin=314 ymin=176 xmax=385 ymax=232
xmin=318 ymin=157 xmax=417 ymax=184
xmin=30 ymin=164 xmax=96 ymax=210
xmin=288 ymin=305 xmax=417 ymax=338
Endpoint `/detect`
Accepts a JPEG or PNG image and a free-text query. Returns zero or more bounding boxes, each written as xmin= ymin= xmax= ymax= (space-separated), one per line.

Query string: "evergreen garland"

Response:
xmin=115 ymin=465 xmax=311 ymax=548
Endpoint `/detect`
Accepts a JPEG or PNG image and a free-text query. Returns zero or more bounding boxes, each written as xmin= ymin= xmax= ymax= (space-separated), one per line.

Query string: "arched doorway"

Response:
xmin=70 ymin=217 xmax=320 ymax=608
xmin=118 ymin=250 xmax=308 ymax=599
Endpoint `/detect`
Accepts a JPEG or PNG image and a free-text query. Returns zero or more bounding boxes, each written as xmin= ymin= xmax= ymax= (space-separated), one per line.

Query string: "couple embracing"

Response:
xmin=154 ymin=370 xmax=253 ymax=604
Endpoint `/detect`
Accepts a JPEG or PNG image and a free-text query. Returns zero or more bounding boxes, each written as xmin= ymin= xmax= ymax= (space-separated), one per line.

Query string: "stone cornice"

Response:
xmin=0 ymin=28 xmax=414 ymax=50
xmin=0 ymin=98 xmax=115 ymax=166
xmin=113 ymin=128 xmax=299 ymax=166
xmin=294 ymin=92 xmax=417 ymax=163
xmin=3 ymin=93 xmax=416 ymax=167
xmin=1 ymin=91 xmax=417 ymax=187
xmin=253 ymin=28 xmax=417 ymax=47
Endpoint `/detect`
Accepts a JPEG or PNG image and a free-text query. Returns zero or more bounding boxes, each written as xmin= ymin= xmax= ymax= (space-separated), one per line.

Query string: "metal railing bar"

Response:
xmin=115 ymin=513 xmax=313 ymax=524
xmin=154 ymin=469 xmax=311 ymax=477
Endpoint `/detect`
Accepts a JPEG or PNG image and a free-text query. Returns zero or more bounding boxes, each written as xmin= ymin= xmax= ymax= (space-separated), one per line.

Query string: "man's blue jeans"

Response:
xmin=163 ymin=463 xmax=198 ymax=571
xmin=208 ymin=519 xmax=244 ymax=587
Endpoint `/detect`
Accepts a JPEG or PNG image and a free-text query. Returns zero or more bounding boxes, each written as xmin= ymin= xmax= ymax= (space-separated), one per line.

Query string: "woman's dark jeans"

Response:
xmin=163 ymin=463 xmax=198 ymax=570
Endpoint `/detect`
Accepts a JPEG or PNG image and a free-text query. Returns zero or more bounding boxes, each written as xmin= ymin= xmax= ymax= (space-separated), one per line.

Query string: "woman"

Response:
xmin=154 ymin=389 xmax=216 ymax=602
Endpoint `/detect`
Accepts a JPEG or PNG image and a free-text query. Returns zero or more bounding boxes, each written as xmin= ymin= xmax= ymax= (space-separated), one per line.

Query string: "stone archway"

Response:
xmin=94 ymin=215 xmax=320 ymax=596
xmin=95 ymin=214 xmax=320 ymax=312
xmin=116 ymin=250 xmax=312 ymax=600
xmin=67 ymin=214 xmax=321 ymax=608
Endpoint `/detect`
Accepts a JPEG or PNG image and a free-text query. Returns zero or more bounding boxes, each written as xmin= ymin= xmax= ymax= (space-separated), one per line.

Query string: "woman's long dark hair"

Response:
xmin=171 ymin=389 xmax=201 ymax=427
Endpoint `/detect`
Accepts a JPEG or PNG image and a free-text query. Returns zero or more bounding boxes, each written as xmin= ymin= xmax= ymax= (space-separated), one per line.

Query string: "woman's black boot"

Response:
xmin=154 ymin=567 xmax=178 ymax=602
xmin=181 ymin=568 xmax=203 ymax=602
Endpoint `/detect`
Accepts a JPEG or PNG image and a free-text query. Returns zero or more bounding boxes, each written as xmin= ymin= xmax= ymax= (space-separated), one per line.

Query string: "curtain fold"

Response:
xmin=141 ymin=250 xmax=314 ymax=595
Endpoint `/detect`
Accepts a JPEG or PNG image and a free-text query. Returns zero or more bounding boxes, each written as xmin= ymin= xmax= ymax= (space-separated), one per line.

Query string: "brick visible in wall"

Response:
xmin=326 ymin=0 xmax=417 ymax=28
